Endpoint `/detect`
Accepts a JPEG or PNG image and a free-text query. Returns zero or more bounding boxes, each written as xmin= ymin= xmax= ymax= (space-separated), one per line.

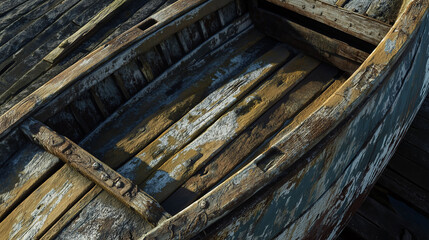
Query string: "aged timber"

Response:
xmin=0 ymin=0 xmax=428 ymax=239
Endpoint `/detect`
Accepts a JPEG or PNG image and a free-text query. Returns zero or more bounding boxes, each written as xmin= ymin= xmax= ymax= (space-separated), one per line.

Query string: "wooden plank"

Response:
xmin=251 ymin=7 xmax=368 ymax=73
xmin=141 ymin=54 xmax=320 ymax=202
xmin=20 ymin=118 xmax=170 ymax=226
xmin=0 ymin=163 xmax=92 ymax=240
xmin=0 ymin=144 xmax=61 ymax=221
xmin=113 ymin=60 xmax=147 ymax=97
xmin=163 ymin=64 xmax=339 ymax=213
xmin=343 ymin=0 xmax=373 ymax=14
xmin=262 ymin=0 xmax=391 ymax=45
xmin=0 ymin=0 xmax=233 ymax=139
xmin=43 ymin=0 xmax=133 ymax=64
xmin=0 ymin=0 xmax=28 ymax=15
xmin=89 ymin=76 xmax=125 ymax=116
xmin=121 ymin=45 xmax=291 ymax=188
xmin=366 ymin=0 xmax=403 ymax=24
xmin=44 ymin=107 xmax=84 ymax=142
xmin=0 ymin=0 xmax=79 ymax=64
xmin=69 ymin=91 xmax=104 ymax=134
xmin=343 ymin=212 xmax=396 ymax=240
xmin=81 ymin=23 xmax=262 ymax=165
xmin=0 ymin=0 xmax=45 ymax=30
xmin=39 ymin=186 xmax=102 ymax=240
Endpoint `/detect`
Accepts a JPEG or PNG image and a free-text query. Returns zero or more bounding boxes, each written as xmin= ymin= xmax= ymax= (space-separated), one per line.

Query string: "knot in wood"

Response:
xmin=199 ymin=200 xmax=209 ymax=209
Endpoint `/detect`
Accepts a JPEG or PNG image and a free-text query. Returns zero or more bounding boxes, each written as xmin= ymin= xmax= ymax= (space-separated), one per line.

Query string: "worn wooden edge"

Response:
xmin=0 ymin=0 xmax=233 ymax=139
xmin=20 ymin=118 xmax=170 ymax=226
xmin=43 ymin=0 xmax=132 ymax=64
xmin=140 ymin=1 xmax=429 ymax=238
xmin=251 ymin=7 xmax=368 ymax=73
xmin=263 ymin=0 xmax=391 ymax=45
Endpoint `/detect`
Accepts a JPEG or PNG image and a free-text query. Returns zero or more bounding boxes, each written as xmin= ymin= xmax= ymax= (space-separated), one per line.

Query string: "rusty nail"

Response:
xmin=92 ymin=162 xmax=100 ymax=170
xmin=101 ymin=173 xmax=109 ymax=181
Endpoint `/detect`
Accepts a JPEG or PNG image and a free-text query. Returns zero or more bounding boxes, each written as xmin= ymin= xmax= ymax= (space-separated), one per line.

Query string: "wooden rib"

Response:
xmin=43 ymin=0 xmax=132 ymax=64
xmin=252 ymin=7 xmax=369 ymax=73
xmin=122 ymin=45 xmax=291 ymax=188
xmin=140 ymin=54 xmax=320 ymax=202
xmin=163 ymin=64 xmax=341 ymax=213
xmin=20 ymin=118 xmax=170 ymax=226
xmin=112 ymin=72 xmax=131 ymax=100
xmin=263 ymin=0 xmax=391 ymax=45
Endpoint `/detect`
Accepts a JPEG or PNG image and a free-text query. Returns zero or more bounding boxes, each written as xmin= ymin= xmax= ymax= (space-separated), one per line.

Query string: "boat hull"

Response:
xmin=196 ymin=8 xmax=429 ymax=240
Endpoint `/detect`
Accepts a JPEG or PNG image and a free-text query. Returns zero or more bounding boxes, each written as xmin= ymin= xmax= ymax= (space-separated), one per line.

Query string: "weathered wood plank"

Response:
xmin=163 ymin=64 xmax=339 ymax=213
xmin=123 ymin=45 xmax=291 ymax=188
xmin=44 ymin=107 xmax=84 ymax=142
xmin=0 ymin=0 xmax=45 ymax=30
xmin=343 ymin=212 xmax=395 ymax=240
xmin=0 ymin=144 xmax=61 ymax=221
xmin=0 ymin=0 xmax=28 ymax=15
xmin=142 ymin=54 xmax=320 ymax=202
xmin=262 ymin=0 xmax=391 ymax=45
xmin=0 ymin=14 xmax=251 ymax=238
xmin=366 ymin=0 xmax=402 ymax=24
xmin=20 ymin=119 xmax=170 ymax=226
xmin=69 ymin=91 xmax=103 ymax=134
xmin=396 ymin=140 xmax=429 ymax=171
xmin=43 ymin=0 xmax=133 ymax=64
xmin=81 ymin=23 xmax=262 ymax=165
xmin=0 ymin=164 xmax=92 ymax=240
xmin=90 ymin=76 xmax=125 ymax=117
xmin=0 ymin=0 xmax=80 ymax=64
xmin=0 ymin=0 xmax=233 ymax=139
xmin=251 ymin=7 xmax=369 ymax=73
xmin=113 ymin=61 xmax=147 ymax=97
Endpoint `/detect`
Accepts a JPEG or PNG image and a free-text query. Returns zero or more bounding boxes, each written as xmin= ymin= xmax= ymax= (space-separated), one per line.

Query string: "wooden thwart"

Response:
xmin=261 ymin=0 xmax=391 ymax=45
xmin=20 ymin=118 xmax=170 ymax=226
xmin=251 ymin=7 xmax=369 ymax=73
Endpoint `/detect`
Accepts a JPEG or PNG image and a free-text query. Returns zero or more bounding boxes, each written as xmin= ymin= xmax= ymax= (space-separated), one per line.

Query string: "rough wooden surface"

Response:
xmin=20 ymin=119 xmax=170 ymax=226
xmin=340 ymin=96 xmax=429 ymax=240
xmin=263 ymin=0 xmax=391 ymax=45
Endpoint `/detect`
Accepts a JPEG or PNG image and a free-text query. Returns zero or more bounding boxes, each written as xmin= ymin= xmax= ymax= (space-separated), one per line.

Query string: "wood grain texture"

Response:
xmin=125 ymin=45 xmax=291 ymax=188
xmin=20 ymin=119 xmax=170 ymax=226
xmin=141 ymin=54 xmax=320 ymax=202
xmin=251 ymin=7 xmax=369 ymax=73
xmin=263 ymin=0 xmax=391 ymax=45
xmin=43 ymin=0 xmax=133 ymax=64
xmin=163 ymin=64 xmax=340 ymax=213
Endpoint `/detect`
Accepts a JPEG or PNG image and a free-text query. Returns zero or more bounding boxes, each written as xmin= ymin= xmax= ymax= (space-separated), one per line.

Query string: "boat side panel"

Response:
xmin=276 ymin=17 xmax=429 ymax=239
xmin=197 ymin=12 xmax=429 ymax=239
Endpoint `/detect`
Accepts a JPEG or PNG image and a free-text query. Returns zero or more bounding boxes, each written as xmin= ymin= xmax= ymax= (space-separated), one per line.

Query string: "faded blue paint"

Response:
xmin=385 ymin=39 xmax=397 ymax=53
xmin=203 ymin=10 xmax=429 ymax=240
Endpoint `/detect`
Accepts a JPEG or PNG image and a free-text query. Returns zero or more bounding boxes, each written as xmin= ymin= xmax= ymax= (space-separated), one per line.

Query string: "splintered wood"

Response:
xmin=20 ymin=118 xmax=170 ymax=226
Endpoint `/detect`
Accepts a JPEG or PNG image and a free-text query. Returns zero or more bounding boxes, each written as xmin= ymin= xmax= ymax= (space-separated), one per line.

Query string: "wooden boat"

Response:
xmin=0 ymin=0 xmax=428 ymax=239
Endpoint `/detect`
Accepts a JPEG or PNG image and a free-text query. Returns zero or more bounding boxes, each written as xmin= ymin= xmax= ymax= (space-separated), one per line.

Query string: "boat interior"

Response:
xmin=0 ymin=0 xmax=409 ymax=238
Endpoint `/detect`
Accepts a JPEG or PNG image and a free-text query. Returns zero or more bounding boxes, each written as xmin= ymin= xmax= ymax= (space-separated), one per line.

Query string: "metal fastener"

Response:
xmin=199 ymin=200 xmax=209 ymax=209
xmin=115 ymin=181 xmax=124 ymax=188
xmin=101 ymin=173 xmax=109 ymax=181
xmin=92 ymin=162 xmax=100 ymax=170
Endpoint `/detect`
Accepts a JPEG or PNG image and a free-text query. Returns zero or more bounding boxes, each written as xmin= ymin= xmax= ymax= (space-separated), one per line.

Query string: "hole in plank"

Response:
xmin=138 ymin=18 xmax=157 ymax=31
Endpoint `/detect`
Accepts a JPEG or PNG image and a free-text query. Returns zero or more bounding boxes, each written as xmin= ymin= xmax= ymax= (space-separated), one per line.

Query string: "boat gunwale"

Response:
xmin=140 ymin=0 xmax=429 ymax=238
xmin=0 ymin=0 xmax=427 ymax=238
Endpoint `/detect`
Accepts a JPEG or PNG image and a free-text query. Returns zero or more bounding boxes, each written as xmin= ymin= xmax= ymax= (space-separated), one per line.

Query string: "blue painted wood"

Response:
xmin=198 ymin=11 xmax=429 ymax=240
